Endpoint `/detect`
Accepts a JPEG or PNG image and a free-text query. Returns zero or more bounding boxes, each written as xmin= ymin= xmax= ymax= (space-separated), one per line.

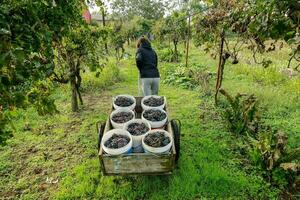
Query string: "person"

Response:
xmin=135 ymin=36 xmax=160 ymax=96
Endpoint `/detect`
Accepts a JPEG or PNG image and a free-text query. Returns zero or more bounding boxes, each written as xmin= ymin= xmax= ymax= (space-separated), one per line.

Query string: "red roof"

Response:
xmin=82 ymin=10 xmax=91 ymax=23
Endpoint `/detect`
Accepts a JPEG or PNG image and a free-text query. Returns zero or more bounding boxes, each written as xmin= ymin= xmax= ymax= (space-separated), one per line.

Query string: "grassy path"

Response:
xmin=0 ymin=59 xmax=276 ymax=199
xmin=53 ymin=60 xmax=275 ymax=199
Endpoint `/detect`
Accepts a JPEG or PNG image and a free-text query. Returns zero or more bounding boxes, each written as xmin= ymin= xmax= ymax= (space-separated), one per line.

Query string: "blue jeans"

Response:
xmin=141 ymin=78 xmax=160 ymax=96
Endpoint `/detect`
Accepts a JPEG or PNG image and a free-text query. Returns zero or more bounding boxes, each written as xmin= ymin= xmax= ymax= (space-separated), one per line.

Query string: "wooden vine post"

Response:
xmin=185 ymin=13 xmax=191 ymax=68
xmin=215 ymin=30 xmax=226 ymax=105
xmin=101 ymin=7 xmax=108 ymax=54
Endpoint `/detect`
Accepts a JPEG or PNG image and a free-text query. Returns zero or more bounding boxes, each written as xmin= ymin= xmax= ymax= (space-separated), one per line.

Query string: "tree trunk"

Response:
xmin=69 ymin=59 xmax=78 ymax=112
xmin=215 ymin=30 xmax=226 ymax=106
xmin=101 ymin=9 xmax=108 ymax=54
xmin=121 ymin=46 xmax=125 ymax=58
xmin=173 ymin=39 xmax=178 ymax=62
xmin=104 ymin=43 xmax=108 ymax=54
xmin=75 ymin=58 xmax=83 ymax=105
xmin=71 ymin=79 xmax=78 ymax=112
xmin=116 ymin=48 xmax=120 ymax=61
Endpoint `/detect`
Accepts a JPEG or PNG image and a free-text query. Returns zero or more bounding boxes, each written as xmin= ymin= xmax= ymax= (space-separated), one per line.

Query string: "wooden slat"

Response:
xmin=103 ymin=153 xmax=173 ymax=174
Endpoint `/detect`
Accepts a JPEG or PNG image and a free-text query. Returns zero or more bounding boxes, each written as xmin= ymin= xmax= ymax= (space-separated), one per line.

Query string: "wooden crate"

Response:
xmin=98 ymin=97 xmax=176 ymax=175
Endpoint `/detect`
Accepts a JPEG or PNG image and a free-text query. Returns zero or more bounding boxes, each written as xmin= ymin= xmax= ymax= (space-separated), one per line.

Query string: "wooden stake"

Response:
xmin=185 ymin=14 xmax=191 ymax=68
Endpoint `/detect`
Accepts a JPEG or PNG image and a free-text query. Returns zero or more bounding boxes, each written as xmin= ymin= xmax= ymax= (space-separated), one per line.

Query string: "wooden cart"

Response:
xmin=97 ymin=97 xmax=181 ymax=176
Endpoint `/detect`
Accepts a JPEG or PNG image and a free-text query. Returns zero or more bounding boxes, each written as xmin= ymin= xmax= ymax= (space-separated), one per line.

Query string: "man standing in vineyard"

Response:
xmin=136 ymin=36 xmax=160 ymax=96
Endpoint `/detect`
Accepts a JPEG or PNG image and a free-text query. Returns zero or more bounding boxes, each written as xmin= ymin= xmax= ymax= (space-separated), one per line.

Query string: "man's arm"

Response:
xmin=136 ymin=50 xmax=143 ymax=70
xmin=154 ymin=51 xmax=158 ymax=68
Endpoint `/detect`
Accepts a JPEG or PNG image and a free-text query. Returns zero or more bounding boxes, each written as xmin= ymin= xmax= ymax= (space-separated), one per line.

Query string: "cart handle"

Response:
xmin=171 ymin=119 xmax=181 ymax=132
xmin=96 ymin=121 xmax=105 ymax=150
xmin=170 ymin=119 xmax=181 ymax=163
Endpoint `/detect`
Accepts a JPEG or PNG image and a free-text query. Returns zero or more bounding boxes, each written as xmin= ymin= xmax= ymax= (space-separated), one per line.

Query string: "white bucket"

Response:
xmin=101 ymin=129 xmax=133 ymax=155
xmin=141 ymin=95 xmax=166 ymax=110
xmin=113 ymin=94 xmax=136 ymax=110
xmin=124 ymin=119 xmax=151 ymax=147
xmin=142 ymin=129 xmax=172 ymax=154
xmin=110 ymin=108 xmax=135 ymax=129
xmin=142 ymin=108 xmax=168 ymax=129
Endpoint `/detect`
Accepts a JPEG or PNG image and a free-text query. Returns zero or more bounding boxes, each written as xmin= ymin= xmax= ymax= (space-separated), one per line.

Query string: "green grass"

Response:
xmin=54 ymin=64 xmax=277 ymax=200
xmin=0 ymin=43 xmax=299 ymax=199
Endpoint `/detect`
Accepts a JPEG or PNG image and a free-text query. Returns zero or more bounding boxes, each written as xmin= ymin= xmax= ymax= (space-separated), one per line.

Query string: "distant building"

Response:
xmin=91 ymin=12 xmax=113 ymax=25
xmin=82 ymin=10 xmax=91 ymax=23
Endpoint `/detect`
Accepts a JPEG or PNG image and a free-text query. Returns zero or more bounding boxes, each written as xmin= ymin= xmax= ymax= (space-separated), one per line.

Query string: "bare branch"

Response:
xmin=287 ymin=50 xmax=297 ymax=68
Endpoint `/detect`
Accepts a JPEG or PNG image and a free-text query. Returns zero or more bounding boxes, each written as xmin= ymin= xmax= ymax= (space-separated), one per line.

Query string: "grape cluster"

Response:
xmin=143 ymin=109 xmax=166 ymax=122
xmin=144 ymin=132 xmax=170 ymax=147
xmin=144 ymin=96 xmax=164 ymax=107
xmin=114 ymin=96 xmax=134 ymax=107
xmin=112 ymin=112 xmax=133 ymax=123
xmin=127 ymin=122 xmax=149 ymax=136
xmin=104 ymin=134 xmax=130 ymax=149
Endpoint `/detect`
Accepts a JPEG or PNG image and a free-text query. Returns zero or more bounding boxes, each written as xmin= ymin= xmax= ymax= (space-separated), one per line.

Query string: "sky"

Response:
xmin=87 ymin=0 xmax=111 ymax=14
xmin=87 ymin=0 xmax=184 ymax=14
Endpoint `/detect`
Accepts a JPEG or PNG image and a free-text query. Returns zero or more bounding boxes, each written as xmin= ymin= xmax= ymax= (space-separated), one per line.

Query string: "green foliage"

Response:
xmin=82 ymin=61 xmax=121 ymax=92
xmin=219 ymin=89 xmax=300 ymax=192
xmin=86 ymin=25 xmax=109 ymax=71
xmin=193 ymin=0 xmax=300 ymax=68
xmin=219 ymin=89 xmax=259 ymax=136
xmin=1 ymin=42 xmax=297 ymax=200
xmin=151 ymin=19 xmax=168 ymax=42
xmin=53 ymin=64 xmax=275 ymax=200
xmin=27 ymin=81 xmax=58 ymax=116
xmin=0 ymin=0 xmax=84 ymax=143
xmin=108 ymin=22 xmax=126 ymax=60
xmin=163 ymin=11 xmax=188 ymax=62
xmin=111 ymin=0 xmax=167 ymax=20
xmin=162 ymin=63 xmax=213 ymax=93
xmin=0 ymin=111 xmax=12 ymax=146
xmin=119 ymin=16 xmax=154 ymax=46
xmin=152 ymin=10 xmax=188 ymax=62
xmin=249 ymin=130 xmax=300 ymax=189
xmin=54 ymin=24 xmax=107 ymax=77
xmin=163 ymin=66 xmax=195 ymax=89
xmin=158 ymin=48 xmax=182 ymax=62
xmin=233 ymin=65 xmax=288 ymax=86
xmin=120 ymin=16 xmax=141 ymax=42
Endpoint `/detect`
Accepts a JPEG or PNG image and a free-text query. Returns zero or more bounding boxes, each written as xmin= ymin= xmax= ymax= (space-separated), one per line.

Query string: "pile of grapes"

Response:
xmin=104 ymin=134 xmax=130 ymax=149
xmin=143 ymin=109 xmax=166 ymax=122
xmin=127 ymin=122 xmax=149 ymax=136
xmin=114 ymin=96 xmax=134 ymax=107
xmin=144 ymin=96 xmax=164 ymax=107
xmin=112 ymin=112 xmax=134 ymax=123
xmin=144 ymin=131 xmax=170 ymax=147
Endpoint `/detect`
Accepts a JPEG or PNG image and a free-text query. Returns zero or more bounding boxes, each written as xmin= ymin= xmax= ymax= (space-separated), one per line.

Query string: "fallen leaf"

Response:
xmin=280 ymin=163 xmax=300 ymax=172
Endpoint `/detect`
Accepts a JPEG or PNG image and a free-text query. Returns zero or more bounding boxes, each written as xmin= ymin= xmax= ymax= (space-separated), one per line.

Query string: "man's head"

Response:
xmin=136 ymin=36 xmax=151 ymax=48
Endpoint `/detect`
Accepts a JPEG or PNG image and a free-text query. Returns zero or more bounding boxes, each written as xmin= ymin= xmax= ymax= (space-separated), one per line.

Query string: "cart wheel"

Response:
xmin=97 ymin=122 xmax=106 ymax=150
xmin=171 ymin=119 xmax=181 ymax=163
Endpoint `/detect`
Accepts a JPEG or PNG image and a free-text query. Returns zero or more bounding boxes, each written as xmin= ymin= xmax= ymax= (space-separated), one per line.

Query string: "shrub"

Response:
xmin=249 ymin=130 xmax=300 ymax=190
xmin=219 ymin=89 xmax=259 ymax=136
xmin=233 ymin=66 xmax=287 ymax=86
xmin=158 ymin=48 xmax=182 ymax=62
xmin=82 ymin=61 xmax=121 ymax=92
xmin=219 ymin=89 xmax=300 ymax=194
xmin=163 ymin=64 xmax=214 ymax=93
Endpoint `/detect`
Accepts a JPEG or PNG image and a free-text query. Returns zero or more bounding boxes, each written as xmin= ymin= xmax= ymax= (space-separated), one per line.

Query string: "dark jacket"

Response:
xmin=136 ymin=42 xmax=160 ymax=78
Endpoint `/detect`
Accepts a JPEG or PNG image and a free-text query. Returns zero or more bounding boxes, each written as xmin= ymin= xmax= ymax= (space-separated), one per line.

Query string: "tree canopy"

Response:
xmin=0 ymin=0 xmax=96 ymax=144
xmin=111 ymin=0 xmax=167 ymax=20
